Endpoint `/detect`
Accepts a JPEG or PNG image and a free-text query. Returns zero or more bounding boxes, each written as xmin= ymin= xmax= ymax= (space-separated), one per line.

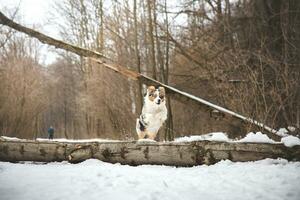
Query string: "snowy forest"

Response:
xmin=1 ymin=1 xmax=300 ymax=200
xmin=0 ymin=0 xmax=299 ymax=140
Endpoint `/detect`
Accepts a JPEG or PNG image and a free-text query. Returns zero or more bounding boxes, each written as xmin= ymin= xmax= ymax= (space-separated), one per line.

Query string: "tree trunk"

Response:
xmin=98 ymin=0 xmax=104 ymax=53
xmin=133 ymin=0 xmax=143 ymax=110
xmin=146 ymin=0 xmax=157 ymax=79
xmin=1 ymin=138 xmax=299 ymax=166
xmin=162 ymin=0 xmax=174 ymax=141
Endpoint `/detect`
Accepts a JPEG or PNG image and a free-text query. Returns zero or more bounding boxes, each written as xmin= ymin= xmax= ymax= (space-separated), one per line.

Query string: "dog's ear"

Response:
xmin=147 ymin=86 xmax=156 ymax=93
xmin=158 ymin=87 xmax=165 ymax=96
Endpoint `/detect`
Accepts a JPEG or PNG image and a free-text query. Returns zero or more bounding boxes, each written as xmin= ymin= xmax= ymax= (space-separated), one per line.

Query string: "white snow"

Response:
xmin=174 ymin=132 xmax=278 ymax=144
xmin=281 ymin=135 xmax=300 ymax=147
xmin=36 ymin=138 xmax=122 ymax=143
xmin=287 ymin=126 xmax=296 ymax=132
xmin=277 ymin=128 xmax=289 ymax=136
xmin=0 ymin=158 xmax=299 ymax=200
xmin=0 ymin=136 xmax=24 ymax=141
xmin=236 ymin=132 xmax=277 ymax=143
xmin=174 ymin=132 xmax=229 ymax=142
xmin=174 ymin=132 xmax=300 ymax=147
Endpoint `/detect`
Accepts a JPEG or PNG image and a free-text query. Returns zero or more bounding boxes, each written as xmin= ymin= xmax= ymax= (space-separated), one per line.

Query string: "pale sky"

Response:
xmin=0 ymin=0 xmax=60 ymax=65
xmin=0 ymin=0 xmax=187 ymax=65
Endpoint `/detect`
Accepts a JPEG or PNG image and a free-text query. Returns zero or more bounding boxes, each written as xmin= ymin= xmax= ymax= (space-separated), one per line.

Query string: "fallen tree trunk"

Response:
xmin=0 ymin=139 xmax=299 ymax=166
xmin=0 ymin=11 xmax=282 ymax=140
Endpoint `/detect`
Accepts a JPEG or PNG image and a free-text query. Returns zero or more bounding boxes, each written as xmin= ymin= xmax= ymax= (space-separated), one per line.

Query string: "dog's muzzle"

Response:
xmin=156 ymin=99 xmax=161 ymax=105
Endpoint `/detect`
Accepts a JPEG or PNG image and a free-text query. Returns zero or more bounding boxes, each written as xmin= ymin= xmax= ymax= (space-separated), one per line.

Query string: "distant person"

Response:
xmin=48 ymin=126 xmax=54 ymax=140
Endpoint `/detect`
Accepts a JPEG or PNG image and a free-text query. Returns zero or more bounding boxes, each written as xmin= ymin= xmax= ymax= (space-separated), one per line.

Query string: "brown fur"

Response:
xmin=147 ymin=132 xmax=156 ymax=140
xmin=138 ymin=131 xmax=146 ymax=139
xmin=158 ymin=87 xmax=166 ymax=102
xmin=147 ymin=86 xmax=157 ymax=101
xmin=137 ymin=131 xmax=156 ymax=140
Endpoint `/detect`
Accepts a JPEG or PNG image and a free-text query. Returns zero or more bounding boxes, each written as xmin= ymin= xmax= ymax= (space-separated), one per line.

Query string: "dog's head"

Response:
xmin=145 ymin=86 xmax=166 ymax=106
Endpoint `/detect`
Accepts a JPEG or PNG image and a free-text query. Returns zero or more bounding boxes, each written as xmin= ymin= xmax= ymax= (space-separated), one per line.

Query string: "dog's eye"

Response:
xmin=159 ymin=95 xmax=164 ymax=99
xmin=149 ymin=94 xmax=154 ymax=97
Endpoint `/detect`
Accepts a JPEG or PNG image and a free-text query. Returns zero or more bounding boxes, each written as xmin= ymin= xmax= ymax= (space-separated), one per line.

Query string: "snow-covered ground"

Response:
xmin=0 ymin=159 xmax=299 ymax=200
xmin=174 ymin=132 xmax=300 ymax=147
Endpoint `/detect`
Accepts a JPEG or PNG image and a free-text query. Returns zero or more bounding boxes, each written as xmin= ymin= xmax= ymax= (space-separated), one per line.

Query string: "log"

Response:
xmin=0 ymin=11 xmax=283 ymax=140
xmin=0 ymin=139 xmax=299 ymax=166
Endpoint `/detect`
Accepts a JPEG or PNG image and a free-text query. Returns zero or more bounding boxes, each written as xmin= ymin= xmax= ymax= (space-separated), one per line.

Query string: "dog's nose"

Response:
xmin=157 ymin=99 xmax=161 ymax=104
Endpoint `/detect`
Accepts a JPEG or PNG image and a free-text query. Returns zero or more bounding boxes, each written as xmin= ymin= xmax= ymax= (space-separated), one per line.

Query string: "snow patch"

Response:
xmin=36 ymin=138 xmax=121 ymax=143
xmin=0 ymin=136 xmax=22 ymax=141
xmin=255 ymin=158 xmax=290 ymax=165
xmin=281 ymin=135 xmax=300 ymax=147
xmin=276 ymin=128 xmax=289 ymax=137
xmin=236 ymin=132 xmax=276 ymax=143
xmin=174 ymin=131 xmax=300 ymax=147
xmin=287 ymin=126 xmax=296 ymax=132
xmin=174 ymin=132 xmax=278 ymax=144
xmin=174 ymin=132 xmax=229 ymax=142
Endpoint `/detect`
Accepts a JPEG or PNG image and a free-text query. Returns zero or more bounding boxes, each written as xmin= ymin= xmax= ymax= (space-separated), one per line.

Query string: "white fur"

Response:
xmin=136 ymin=89 xmax=167 ymax=140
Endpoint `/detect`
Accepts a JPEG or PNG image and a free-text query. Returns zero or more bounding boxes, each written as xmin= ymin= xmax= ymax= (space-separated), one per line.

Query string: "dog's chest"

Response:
xmin=145 ymin=113 xmax=164 ymax=133
xmin=142 ymin=105 xmax=166 ymax=131
xmin=143 ymin=105 xmax=166 ymax=119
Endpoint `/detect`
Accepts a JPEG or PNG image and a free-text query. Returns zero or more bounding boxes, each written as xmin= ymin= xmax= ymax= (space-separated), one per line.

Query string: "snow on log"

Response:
xmin=0 ymin=139 xmax=299 ymax=166
xmin=0 ymin=11 xmax=282 ymax=140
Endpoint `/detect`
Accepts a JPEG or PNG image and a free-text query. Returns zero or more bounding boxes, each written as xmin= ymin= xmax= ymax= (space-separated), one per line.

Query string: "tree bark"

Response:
xmin=133 ymin=0 xmax=143 ymax=110
xmin=1 ymin=138 xmax=299 ymax=166
xmin=0 ymin=11 xmax=283 ymax=140
xmin=146 ymin=0 xmax=157 ymax=79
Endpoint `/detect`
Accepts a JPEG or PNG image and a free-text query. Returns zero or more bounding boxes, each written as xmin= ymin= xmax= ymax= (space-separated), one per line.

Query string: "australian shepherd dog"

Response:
xmin=136 ymin=86 xmax=167 ymax=140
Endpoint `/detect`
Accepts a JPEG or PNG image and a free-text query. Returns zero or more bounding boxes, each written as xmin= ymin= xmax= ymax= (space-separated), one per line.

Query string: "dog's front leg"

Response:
xmin=140 ymin=113 xmax=151 ymax=127
xmin=147 ymin=132 xmax=156 ymax=140
xmin=136 ymin=118 xmax=147 ymax=139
